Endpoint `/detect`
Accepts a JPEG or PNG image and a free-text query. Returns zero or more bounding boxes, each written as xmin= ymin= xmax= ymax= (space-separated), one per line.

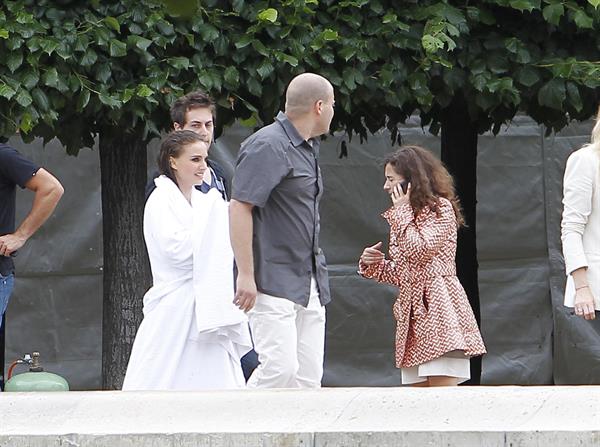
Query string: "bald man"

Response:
xmin=229 ymin=73 xmax=335 ymax=388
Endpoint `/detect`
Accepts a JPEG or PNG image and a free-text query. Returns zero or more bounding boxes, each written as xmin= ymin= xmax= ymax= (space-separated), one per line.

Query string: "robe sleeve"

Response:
xmin=144 ymin=194 xmax=193 ymax=270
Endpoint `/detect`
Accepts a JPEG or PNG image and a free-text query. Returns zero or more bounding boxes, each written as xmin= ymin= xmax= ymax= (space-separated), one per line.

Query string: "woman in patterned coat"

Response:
xmin=359 ymin=146 xmax=486 ymax=386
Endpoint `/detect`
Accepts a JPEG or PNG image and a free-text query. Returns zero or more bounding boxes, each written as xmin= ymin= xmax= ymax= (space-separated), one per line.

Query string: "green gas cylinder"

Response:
xmin=5 ymin=352 xmax=69 ymax=392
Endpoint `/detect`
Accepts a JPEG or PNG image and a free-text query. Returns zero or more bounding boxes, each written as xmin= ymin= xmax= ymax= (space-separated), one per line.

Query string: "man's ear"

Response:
xmin=315 ymin=100 xmax=324 ymax=115
xmin=173 ymin=122 xmax=183 ymax=131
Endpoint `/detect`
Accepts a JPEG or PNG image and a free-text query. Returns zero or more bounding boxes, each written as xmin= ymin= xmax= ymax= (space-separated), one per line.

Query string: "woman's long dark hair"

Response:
xmin=384 ymin=145 xmax=465 ymax=227
xmin=157 ymin=130 xmax=204 ymax=185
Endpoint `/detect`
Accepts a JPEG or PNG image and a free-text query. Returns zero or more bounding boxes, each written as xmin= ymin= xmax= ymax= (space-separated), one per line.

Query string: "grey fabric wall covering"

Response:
xmin=477 ymin=119 xmax=554 ymax=384
xmin=4 ymin=116 xmax=596 ymax=389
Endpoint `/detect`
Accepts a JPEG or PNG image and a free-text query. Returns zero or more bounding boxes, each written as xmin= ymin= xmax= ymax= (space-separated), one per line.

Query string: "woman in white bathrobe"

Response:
xmin=562 ymin=108 xmax=600 ymax=321
xmin=123 ymin=130 xmax=252 ymax=390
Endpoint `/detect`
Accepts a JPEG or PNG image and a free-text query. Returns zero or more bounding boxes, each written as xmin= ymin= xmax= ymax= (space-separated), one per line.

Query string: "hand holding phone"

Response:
xmin=391 ymin=180 xmax=410 ymax=208
xmin=399 ymin=180 xmax=409 ymax=194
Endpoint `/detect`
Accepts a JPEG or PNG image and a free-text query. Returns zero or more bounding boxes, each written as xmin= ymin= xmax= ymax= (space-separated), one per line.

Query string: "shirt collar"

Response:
xmin=275 ymin=111 xmax=317 ymax=148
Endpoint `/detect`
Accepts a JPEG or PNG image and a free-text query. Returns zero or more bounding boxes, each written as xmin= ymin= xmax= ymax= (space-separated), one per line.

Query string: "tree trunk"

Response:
xmin=440 ymin=95 xmax=482 ymax=385
xmin=99 ymin=129 xmax=151 ymax=390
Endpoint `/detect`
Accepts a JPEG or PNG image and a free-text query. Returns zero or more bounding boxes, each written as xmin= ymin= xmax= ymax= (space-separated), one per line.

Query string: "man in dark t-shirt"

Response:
xmin=0 ymin=144 xmax=64 ymax=328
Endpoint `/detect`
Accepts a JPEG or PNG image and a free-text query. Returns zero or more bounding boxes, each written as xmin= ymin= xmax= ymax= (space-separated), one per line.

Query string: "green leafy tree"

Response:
xmin=1 ymin=0 xmax=598 ymax=387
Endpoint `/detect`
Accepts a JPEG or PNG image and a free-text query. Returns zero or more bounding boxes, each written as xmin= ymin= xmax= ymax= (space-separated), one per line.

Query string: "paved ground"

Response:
xmin=1 ymin=386 xmax=599 ymax=446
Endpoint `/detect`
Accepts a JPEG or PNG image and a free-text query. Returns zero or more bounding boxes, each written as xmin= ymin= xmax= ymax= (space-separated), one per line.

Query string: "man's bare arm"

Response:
xmin=229 ymin=199 xmax=256 ymax=312
xmin=0 ymin=168 xmax=64 ymax=256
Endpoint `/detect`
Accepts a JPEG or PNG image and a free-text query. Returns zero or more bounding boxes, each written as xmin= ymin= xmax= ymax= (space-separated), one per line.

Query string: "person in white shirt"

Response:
xmin=562 ymin=107 xmax=600 ymax=321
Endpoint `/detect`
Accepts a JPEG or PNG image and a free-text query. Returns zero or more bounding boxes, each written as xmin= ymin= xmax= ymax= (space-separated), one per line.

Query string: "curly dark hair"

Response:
xmin=383 ymin=145 xmax=465 ymax=227
xmin=170 ymin=90 xmax=216 ymax=127
xmin=157 ymin=130 xmax=205 ymax=185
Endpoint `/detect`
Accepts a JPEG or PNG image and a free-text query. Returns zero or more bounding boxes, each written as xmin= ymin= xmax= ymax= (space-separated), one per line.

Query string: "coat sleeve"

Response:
xmin=357 ymin=205 xmax=413 ymax=287
xmin=143 ymin=193 xmax=193 ymax=270
xmin=358 ymin=258 xmax=402 ymax=287
xmin=561 ymin=150 xmax=595 ymax=275
xmin=386 ymin=199 xmax=456 ymax=266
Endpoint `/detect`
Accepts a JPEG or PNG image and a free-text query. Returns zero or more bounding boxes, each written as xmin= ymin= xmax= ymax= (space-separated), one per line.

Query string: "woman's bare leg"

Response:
xmin=411 ymin=380 xmax=429 ymax=387
xmin=427 ymin=376 xmax=459 ymax=387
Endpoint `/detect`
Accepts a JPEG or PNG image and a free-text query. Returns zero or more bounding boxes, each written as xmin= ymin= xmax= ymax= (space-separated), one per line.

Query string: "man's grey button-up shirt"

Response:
xmin=232 ymin=112 xmax=331 ymax=306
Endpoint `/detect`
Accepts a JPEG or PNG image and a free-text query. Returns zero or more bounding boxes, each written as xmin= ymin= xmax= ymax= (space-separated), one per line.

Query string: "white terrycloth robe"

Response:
xmin=122 ymin=175 xmax=252 ymax=390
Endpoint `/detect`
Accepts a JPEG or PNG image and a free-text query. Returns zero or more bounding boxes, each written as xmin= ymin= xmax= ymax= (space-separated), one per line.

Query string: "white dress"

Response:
xmin=122 ymin=176 xmax=252 ymax=390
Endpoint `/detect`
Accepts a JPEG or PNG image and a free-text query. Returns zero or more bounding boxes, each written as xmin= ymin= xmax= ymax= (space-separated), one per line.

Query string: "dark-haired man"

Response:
xmin=146 ymin=90 xmax=228 ymax=199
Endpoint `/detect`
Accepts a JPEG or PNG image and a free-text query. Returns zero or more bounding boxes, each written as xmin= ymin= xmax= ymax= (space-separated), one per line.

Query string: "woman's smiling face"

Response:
xmin=170 ymin=141 xmax=209 ymax=189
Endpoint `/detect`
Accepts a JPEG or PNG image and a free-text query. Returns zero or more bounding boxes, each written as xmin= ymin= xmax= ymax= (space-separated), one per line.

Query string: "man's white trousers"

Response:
xmin=247 ymin=277 xmax=326 ymax=388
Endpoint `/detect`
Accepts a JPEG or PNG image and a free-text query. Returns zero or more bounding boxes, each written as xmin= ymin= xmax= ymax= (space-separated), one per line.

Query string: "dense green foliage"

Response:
xmin=0 ymin=0 xmax=599 ymax=151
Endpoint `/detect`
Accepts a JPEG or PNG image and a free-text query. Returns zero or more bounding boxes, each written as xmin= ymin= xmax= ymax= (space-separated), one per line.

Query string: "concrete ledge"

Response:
xmin=2 ymin=386 xmax=600 ymax=446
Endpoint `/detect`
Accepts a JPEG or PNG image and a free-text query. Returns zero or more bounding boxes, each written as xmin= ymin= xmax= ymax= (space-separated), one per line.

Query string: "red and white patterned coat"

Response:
xmin=359 ymin=197 xmax=486 ymax=368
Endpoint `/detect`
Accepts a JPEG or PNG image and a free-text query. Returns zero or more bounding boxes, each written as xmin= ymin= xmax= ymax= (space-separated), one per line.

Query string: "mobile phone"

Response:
xmin=399 ymin=180 xmax=409 ymax=194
